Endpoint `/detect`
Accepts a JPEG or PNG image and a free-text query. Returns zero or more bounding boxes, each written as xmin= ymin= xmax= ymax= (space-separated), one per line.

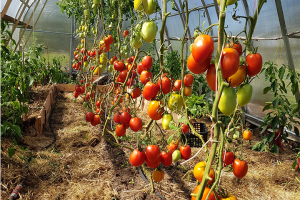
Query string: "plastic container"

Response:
xmin=181 ymin=122 xmax=208 ymax=147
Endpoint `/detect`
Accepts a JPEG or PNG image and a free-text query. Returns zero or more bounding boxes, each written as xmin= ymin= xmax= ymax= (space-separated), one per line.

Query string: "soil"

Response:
xmin=1 ymin=87 xmax=300 ymax=200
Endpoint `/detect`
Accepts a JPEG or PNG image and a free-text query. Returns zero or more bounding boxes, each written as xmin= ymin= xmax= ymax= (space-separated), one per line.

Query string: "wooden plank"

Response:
xmin=1 ymin=0 xmax=12 ymax=19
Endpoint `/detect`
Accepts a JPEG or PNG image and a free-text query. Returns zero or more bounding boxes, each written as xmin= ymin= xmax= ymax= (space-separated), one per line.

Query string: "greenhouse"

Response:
xmin=1 ymin=0 xmax=300 ymax=199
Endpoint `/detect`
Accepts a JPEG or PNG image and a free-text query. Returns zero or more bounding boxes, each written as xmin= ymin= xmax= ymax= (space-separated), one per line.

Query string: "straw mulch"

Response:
xmin=1 ymin=88 xmax=300 ymax=200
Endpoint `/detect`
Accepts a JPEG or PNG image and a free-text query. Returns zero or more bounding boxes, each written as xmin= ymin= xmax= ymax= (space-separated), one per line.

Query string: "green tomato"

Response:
xmin=233 ymin=134 xmax=238 ymax=139
xmin=131 ymin=32 xmax=143 ymax=49
xmin=217 ymin=0 xmax=237 ymax=6
xmin=218 ymin=87 xmax=237 ymax=116
xmin=147 ymin=0 xmax=156 ymax=15
xmin=141 ymin=21 xmax=158 ymax=44
xmin=83 ymin=102 xmax=88 ymax=108
xmin=237 ymin=84 xmax=253 ymax=107
xmin=189 ymin=44 xmax=193 ymax=53
xmin=168 ymin=93 xmax=184 ymax=111
xmin=162 ymin=114 xmax=173 ymax=130
xmin=134 ymin=0 xmax=148 ymax=12
xmin=84 ymin=61 xmax=89 ymax=68
xmin=108 ymin=65 xmax=114 ymax=72
xmin=194 ymin=30 xmax=200 ymax=38
xmin=84 ymin=9 xmax=90 ymax=19
xmin=124 ymin=52 xmax=128 ymax=58
xmin=172 ymin=150 xmax=181 ymax=162
xmin=93 ymin=0 xmax=100 ymax=4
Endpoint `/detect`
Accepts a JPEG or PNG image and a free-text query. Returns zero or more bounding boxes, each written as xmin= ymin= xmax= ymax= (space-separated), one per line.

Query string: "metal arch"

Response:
xmin=177 ymin=0 xmax=192 ymax=40
xmin=274 ymin=0 xmax=300 ymax=104
xmin=200 ymin=0 xmax=213 ymax=37
xmin=173 ymin=0 xmax=191 ymax=40
xmin=23 ymin=0 xmax=48 ymax=49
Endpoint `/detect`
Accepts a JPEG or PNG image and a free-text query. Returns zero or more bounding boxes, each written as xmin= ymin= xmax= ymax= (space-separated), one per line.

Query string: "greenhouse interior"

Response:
xmin=1 ymin=0 xmax=300 ymax=199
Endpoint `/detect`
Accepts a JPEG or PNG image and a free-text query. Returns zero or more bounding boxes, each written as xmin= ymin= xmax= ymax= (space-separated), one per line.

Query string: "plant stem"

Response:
xmin=159 ymin=0 xmax=171 ymax=69
xmin=245 ymin=0 xmax=266 ymax=53
xmin=117 ymin=0 xmax=122 ymax=60
xmin=142 ymin=164 xmax=154 ymax=193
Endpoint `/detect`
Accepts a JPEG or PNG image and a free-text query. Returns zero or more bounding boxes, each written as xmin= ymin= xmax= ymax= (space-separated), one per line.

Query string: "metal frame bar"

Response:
xmin=23 ymin=0 xmax=48 ymax=49
xmin=167 ymin=3 xmax=215 ymax=18
xmin=212 ymin=0 xmax=219 ymax=18
xmin=177 ymin=0 xmax=192 ymax=40
xmin=275 ymin=0 xmax=300 ymax=105
xmin=15 ymin=0 xmax=41 ymax=51
xmin=1 ymin=0 xmax=13 ymax=19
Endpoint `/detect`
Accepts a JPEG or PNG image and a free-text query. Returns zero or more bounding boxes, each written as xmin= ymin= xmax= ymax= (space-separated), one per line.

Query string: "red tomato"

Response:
xmin=187 ymin=54 xmax=211 ymax=75
xmin=160 ymin=151 xmax=172 ymax=167
xmin=120 ymin=111 xmax=131 ymax=125
xmin=130 ymin=70 xmax=137 ymax=79
xmin=74 ymin=91 xmax=79 ymax=98
xmin=129 ymin=117 xmax=143 ymax=132
xmin=116 ymin=124 xmax=126 ymax=137
xmin=81 ymin=85 xmax=85 ymax=94
xmin=119 ymin=69 xmax=128 ymax=82
xmin=157 ymin=76 xmax=172 ymax=94
xmin=184 ymin=74 xmax=194 ymax=87
xmin=246 ymin=53 xmax=263 ymax=77
xmin=167 ymin=141 xmax=178 ymax=154
xmin=140 ymin=71 xmax=153 ymax=85
xmin=146 ymin=145 xmax=161 ymax=162
xmin=182 ymin=124 xmax=189 ymax=133
xmin=91 ymin=115 xmax=101 ymax=126
xmin=220 ymin=48 xmax=240 ymax=79
xmin=148 ymin=101 xmax=164 ymax=120
xmin=226 ymin=41 xmax=243 ymax=56
xmin=143 ymin=82 xmax=158 ymax=101
xmin=123 ymin=30 xmax=129 ymax=37
xmin=137 ymin=62 xmax=144 ymax=75
xmin=114 ymin=61 xmax=125 ymax=71
xmin=104 ymin=35 xmax=114 ymax=45
xmin=173 ymin=80 xmax=182 ymax=92
xmin=131 ymin=88 xmax=142 ymax=98
xmin=222 ymin=151 xmax=235 ymax=167
xmin=130 ymin=149 xmax=146 ymax=167
xmin=232 ymin=158 xmax=248 ymax=179
xmin=86 ymin=112 xmax=95 ymax=122
xmin=145 ymin=155 xmax=161 ymax=168
xmin=75 ymin=85 xmax=81 ymax=93
xmin=192 ymin=35 xmax=214 ymax=63
xmin=227 ymin=65 xmax=247 ymax=87
xmin=96 ymin=100 xmax=101 ymax=107
xmin=114 ymin=112 xmax=120 ymax=123
xmin=206 ymin=63 xmax=217 ymax=91
xmin=142 ymin=56 xmax=152 ymax=70
xmin=180 ymin=145 xmax=191 ymax=160
xmin=126 ymin=78 xmax=134 ymax=87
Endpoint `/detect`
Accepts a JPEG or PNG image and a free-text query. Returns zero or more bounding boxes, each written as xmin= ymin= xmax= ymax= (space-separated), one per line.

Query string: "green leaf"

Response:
xmin=278 ymin=66 xmax=285 ymax=80
xmin=272 ymin=98 xmax=279 ymax=108
xmin=263 ymin=87 xmax=271 ymax=94
xmin=169 ymin=123 xmax=179 ymax=131
xmin=23 ymin=105 xmax=28 ymax=115
xmin=1 ymin=124 xmax=7 ymax=135
xmin=167 ymin=134 xmax=174 ymax=144
xmin=267 ymin=132 xmax=275 ymax=143
xmin=28 ymin=76 xmax=34 ymax=87
xmin=273 ymin=144 xmax=279 ymax=154
xmin=251 ymin=141 xmax=262 ymax=151
xmin=263 ymin=104 xmax=271 ymax=112
xmin=271 ymin=80 xmax=278 ymax=93
xmin=260 ymin=143 xmax=267 ymax=152
xmin=13 ymin=125 xmax=21 ymax=138
xmin=178 ymin=118 xmax=187 ymax=124
xmin=294 ymin=127 xmax=299 ymax=137
xmin=271 ymin=116 xmax=279 ymax=129
xmin=8 ymin=146 xmax=15 ymax=158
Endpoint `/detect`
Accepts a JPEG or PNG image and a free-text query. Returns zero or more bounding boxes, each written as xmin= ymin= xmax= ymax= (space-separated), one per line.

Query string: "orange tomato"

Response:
xmin=152 ymin=168 xmax=164 ymax=182
xmin=148 ymin=101 xmax=164 ymax=120
xmin=227 ymin=65 xmax=246 ymax=87
xmin=193 ymin=162 xmax=215 ymax=185
xmin=243 ymin=129 xmax=252 ymax=140
xmin=184 ymin=86 xmax=192 ymax=96
xmin=191 ymin=185 xmax=216 ymax=200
